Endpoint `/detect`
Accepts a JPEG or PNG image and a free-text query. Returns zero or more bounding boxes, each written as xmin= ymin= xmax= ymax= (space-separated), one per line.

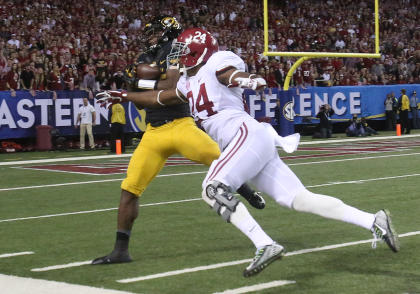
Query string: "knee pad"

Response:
xmin=202 ymin=181 xmax=240 ymax=222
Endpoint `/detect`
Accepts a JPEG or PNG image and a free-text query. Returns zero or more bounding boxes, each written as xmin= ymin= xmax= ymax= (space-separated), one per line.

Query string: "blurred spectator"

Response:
xmin=47 ymin=65 xmax=63 ymax=90
xmin=20 ymin=63 xmax=35 ymax=90
xmin=319 ymin=69 xmax=332 ymax=87
xmin=361 ymin=117 xmax=378 ymax=136
xmin=384 ymin=93 xmax=398 ymax=130
xmin=64 ymin=68 xmax=79 ymax=90
xmin=109 ymin=103 xmax=126 ymax=153
xmin=346 ymin=114 xmax=365 ymax=137
xmin=7 ymin=34 xmax=20 ymax=49
xmin=0 ymin=0 xmax=417 ymax=96
xmin=315 ymin=104 xmax=334 ymax=138
xmin=274 ymin=63 xmax=285 ymax=87
xmin=82 ymin=68 xmax=98 ymax=92
xmin=410 ymin=90 xmax=419 ymax=129
xmin=399 ymin=89 xmax=410 ymax=134
xmin=111 ymin=70 xmax=126 ymax=90
xmin=5 ymin=62 xmax=20 ymax=92
xmin=75 ymin=98 xmax=96 ymax=150
xmin=33 ymin=67 xmax=46 ymax=91
xmin=266 ymin=67 xmax=279 ymax=88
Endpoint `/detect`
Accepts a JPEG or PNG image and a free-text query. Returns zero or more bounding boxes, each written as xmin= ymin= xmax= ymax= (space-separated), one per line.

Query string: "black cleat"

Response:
xmin=91 ymin=250 xmax=132 ymax=265
xmin=247 ymin=192 xmax=266 ymax=209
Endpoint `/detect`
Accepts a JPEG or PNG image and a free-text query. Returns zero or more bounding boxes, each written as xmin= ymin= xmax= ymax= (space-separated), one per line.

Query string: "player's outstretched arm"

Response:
xmin=128 ymin=89 xmax=186 ymax=107
xmin=217 ymin=67 xmax=267 ymax=90
xmin=96 ymin=89 xmax=186 ymax=109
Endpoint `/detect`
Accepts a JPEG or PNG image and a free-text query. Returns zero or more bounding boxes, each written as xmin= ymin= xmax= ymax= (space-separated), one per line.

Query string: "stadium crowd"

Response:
xmin=0 ymin=0 xmax=418 ymax=94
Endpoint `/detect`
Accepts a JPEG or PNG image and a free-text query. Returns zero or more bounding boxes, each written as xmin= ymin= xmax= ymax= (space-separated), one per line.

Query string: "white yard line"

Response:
xmin=13 ymin=166 xmax=119 ymax=176
xmin=29 ymin=231 xmax=419 ymax=275
xmin=1 ymin=134 xmax=419 ymax=167
xmin=0 ymin=171 xmax=207 ymax=192
xmin=0 ymin=251 xmax=34 ymax=259
xmin=287 ymin=152 xmax=420 ymax=166
xmin=299 ymin=133 xmax=420 ymax=145
xmin=2 ymin=172 xmax=420 ymax=224
xmin=213 ymin=280 xmax=296 ymax=294
xmin=0 ymin=274 xmax=135 ymax=294
xmin=0 ymin=177 xmax=125 ymax=192
xmin=31 ymin=261 xmax=92 ymax=272
xmin=2 ymin=151 xmax=420 ymax=193
xmin=0 ymin=198 xmax=201 ymax=223
xmin=305 ymin=173 xmax=420 ymax=188
xmin=0 ymin=154 xmax=133 ymax=166
xmin=116 ymin=231 xmax=419 ymax=284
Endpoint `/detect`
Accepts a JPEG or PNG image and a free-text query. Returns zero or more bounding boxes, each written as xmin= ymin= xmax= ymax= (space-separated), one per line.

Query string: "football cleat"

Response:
xmin=247 ymin=192 xmax=266 ymax=210
xmin=371 ymin=209 xmax=400 ymax=252
xmin=243 ymin=242 xmax=285 ymax=277
xmin=91 ymin=250 xmax=132 ymax=265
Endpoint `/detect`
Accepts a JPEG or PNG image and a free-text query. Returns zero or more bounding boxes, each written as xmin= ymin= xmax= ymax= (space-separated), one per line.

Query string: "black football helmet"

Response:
xmin=144 ymin=15 xmax=182 ymax=46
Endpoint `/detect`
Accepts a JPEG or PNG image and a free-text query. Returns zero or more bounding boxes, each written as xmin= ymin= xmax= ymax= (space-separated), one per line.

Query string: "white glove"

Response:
xmin=96 ymin=90 xmax=127 ymax=108
xmin=229 ymin=77 xmax=267 ymax=91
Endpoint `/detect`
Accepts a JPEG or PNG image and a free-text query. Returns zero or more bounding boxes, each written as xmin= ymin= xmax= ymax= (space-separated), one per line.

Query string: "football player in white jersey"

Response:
xmin=97 ymin=28 xmax=400 ymax=277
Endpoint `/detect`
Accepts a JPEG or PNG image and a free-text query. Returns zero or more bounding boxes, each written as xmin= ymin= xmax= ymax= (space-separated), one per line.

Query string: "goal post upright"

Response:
xmin=263 ymin=0 xmax=381 ymax=90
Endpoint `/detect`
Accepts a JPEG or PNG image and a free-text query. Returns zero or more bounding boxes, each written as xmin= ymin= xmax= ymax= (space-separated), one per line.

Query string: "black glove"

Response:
xmin=123 ymin=63 xmax=138 ymax=86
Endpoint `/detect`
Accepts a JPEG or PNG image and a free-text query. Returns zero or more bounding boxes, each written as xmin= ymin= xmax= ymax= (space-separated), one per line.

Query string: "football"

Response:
xmin=136 ymin=63 xmax=161 ymax=80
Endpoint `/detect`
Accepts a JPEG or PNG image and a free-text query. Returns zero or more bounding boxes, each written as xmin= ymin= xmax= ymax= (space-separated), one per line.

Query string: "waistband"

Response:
xmin=149 ymin=119 xmax=175 ymax=127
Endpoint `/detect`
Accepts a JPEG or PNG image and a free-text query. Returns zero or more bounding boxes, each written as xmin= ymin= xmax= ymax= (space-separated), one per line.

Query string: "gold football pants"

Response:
xmin=121 ymin=117 xmax=220 ymax=196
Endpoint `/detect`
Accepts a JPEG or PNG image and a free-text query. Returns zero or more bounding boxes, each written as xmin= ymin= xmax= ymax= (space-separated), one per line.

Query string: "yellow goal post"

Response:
xmin=263 ymin=0 xmax=381 ymax=90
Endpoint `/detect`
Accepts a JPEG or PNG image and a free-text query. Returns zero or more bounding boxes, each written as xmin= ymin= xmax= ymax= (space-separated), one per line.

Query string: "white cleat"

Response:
xmin=243 ymin=242 xmax=285 ymax=277
xmin=371 ymin=209 xmax=400 ymax=252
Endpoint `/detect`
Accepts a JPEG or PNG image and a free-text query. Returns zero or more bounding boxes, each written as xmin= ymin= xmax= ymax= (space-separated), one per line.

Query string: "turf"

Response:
xmin=1 ymin=132 xmax=420 ymax=294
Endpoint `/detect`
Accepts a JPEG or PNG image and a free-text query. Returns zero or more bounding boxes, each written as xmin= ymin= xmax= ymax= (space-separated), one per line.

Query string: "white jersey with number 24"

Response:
xmin=177 ymin=50 xmax=252 ymax=150
xmin=178 ymin=49 xmax=303 ymax=208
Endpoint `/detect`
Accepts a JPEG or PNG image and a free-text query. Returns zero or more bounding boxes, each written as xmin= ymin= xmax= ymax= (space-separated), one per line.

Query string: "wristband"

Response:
xmin=137 ymin=79 xmax=157 ymax=90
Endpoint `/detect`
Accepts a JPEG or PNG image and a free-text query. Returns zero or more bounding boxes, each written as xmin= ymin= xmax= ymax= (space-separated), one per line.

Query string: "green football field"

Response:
xmin=1 ymin=132 xmax=420 ymax=294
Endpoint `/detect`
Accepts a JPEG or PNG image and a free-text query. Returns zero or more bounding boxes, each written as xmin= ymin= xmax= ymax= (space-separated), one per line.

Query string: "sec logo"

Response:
xmin=283 ymin=101 xmax=295 ymax=122
xmin=128 ymin=102 xmax=147 ymax=132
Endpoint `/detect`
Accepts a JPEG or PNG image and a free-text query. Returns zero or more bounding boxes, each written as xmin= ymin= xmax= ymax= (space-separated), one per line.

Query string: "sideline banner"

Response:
xmin=0 ymin=91 xmax=124 ymax=139
xmin=243 ymin=84 xmax=419 ymax=126
xmin=1 ymin=85 xmax=419 ymax=139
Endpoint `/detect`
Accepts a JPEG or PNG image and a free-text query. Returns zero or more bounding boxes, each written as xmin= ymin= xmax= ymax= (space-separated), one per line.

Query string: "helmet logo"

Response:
xmin=161 ymin=17 xmax=180 ymax=30
xmin=192 ymin=31 xmax=207 ymax=44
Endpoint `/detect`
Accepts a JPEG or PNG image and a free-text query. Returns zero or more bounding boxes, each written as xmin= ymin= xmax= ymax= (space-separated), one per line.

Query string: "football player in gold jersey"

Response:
xmin=92 ymin=16 xmax=264 ymax=265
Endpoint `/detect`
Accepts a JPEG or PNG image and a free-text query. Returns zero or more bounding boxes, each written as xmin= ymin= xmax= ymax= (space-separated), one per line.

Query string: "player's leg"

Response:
xmin=80 ymin=124 xmax=86 ymax=149
xmin=173 ymin=117 xmax=265 ymax=209
xmin=92 ymin=189 xmax=138 ymax=264
xmin=202 ymin=120 xmax=284 ymax=276
xmin=110 ymin=123 xmax=117 ymax=153
xmin=86 ymin=123 xmax=95 ymax=149
xmin=92 ymin=126 xmax=171 ymax=264
xmin=251 ymin=155 xmax=399 ymax=252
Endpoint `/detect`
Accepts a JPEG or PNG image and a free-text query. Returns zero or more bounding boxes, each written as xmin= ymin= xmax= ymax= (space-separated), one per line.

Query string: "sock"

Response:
xmin=115 ymin=231 xmax=130 ymax=252
xmin=292 ymin=189 xmax=376 ymax=230
xmin=230 ymin=202 xmax=274 ymax=248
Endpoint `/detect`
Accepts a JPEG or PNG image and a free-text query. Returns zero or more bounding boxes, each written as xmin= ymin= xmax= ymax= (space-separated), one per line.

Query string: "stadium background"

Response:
xmin=1 ymin=1 xmax=420 ymax=293
xmin=0 ymin=0 xmax=419 ymax=143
